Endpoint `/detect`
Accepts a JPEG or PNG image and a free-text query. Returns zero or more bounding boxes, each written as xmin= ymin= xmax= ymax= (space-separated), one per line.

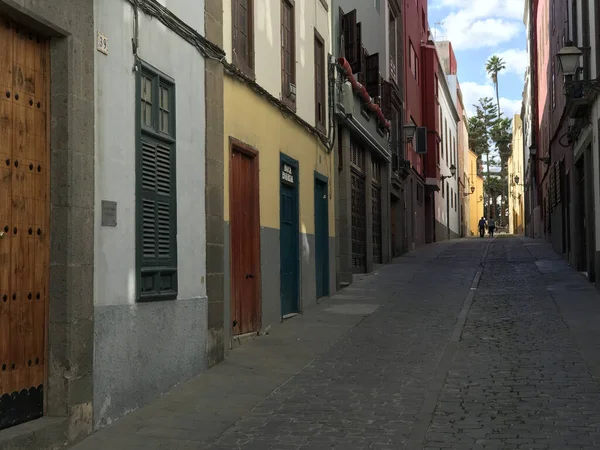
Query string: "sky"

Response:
xmin=428 ymin=0 xmax=528 ymax=121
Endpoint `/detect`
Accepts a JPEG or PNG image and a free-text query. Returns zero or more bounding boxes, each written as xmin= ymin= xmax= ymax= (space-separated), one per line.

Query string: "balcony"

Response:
xmin=565 ymin=79 xmax=600 ymax=119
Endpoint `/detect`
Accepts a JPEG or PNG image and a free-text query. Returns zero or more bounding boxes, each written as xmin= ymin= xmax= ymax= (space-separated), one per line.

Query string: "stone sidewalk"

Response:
xmin=69 ymin=240 xmax=457 ymax=450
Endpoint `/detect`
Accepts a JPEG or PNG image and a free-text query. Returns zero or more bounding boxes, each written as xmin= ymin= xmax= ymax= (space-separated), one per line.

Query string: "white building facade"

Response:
xmin=93 ymin=0 xmax=222 ymax=428
xmin=522 ymin=0 xmax=538 ymax=239
xmin=435 ymin=66 xmax=461 ymax=240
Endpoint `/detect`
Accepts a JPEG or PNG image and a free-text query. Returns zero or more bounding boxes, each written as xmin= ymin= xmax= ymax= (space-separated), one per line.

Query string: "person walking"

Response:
xmin=478 ymin=217 xmax=487 ymax=238
xmin=488 ymin=217 xmax=496 ymax=238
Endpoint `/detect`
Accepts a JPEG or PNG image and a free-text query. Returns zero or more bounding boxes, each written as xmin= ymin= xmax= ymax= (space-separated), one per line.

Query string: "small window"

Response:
xmin=141 ymin=76 xmax=153 ymax=127
xmin=232 ymin=0 xmax=254 ymax=75
xmin=159 ymin=85 xmax=170 ymax=134
xmin=136 ymin=61 xmax=177 ymax=302
xmin=314 ymin=31 xmax=326 ymax=130
xmin=281 ymin=0 xmax=296 ymax=108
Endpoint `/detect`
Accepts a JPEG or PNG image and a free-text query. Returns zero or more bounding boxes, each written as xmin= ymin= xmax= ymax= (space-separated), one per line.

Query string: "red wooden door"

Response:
xmin=0 ymin=17 xmax=50 ymax=430
xmin=229 ymin=145 xmax=261 ymax=335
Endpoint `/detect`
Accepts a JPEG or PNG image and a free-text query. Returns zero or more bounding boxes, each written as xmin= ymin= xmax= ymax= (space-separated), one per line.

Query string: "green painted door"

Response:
xmin=314 ymin=176 xmax=329 ymax=298
xmin=280 ymin=157 xmax=299 ymax=316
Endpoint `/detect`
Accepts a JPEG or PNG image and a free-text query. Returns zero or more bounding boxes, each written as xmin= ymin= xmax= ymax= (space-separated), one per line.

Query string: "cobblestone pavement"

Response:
xmin=208 ymin=238 xmax=600 ymax=450
xmin=68 ymin=237 xmax=600 ymax=450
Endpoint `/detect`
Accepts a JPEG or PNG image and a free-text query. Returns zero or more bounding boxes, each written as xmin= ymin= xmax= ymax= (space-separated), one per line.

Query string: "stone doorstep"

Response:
xmin=0 ymin=417 xmax=67 ymax=450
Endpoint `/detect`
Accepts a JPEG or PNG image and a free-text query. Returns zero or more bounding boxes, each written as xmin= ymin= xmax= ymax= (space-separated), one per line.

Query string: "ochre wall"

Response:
xmin=469 ymin=151 xmax=484 ymax=236
xmin=223 ymin=77 xmax=335 ymax=236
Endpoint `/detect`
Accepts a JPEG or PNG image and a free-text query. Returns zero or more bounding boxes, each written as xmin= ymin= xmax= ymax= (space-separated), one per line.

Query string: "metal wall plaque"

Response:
xmin=101 ymin=201 xmax=117 ymax=227
xmin=281 ymin=163 xmax=294 ymax=185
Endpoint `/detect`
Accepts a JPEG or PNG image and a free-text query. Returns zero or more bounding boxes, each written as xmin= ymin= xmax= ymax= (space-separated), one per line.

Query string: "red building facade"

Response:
xmin=403 ymin=0 xmax=442 ymax=244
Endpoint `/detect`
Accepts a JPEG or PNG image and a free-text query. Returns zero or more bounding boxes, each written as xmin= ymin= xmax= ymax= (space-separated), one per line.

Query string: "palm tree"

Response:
xmin=486 ymin=55 xmax=506 ymax=224
xmin=485 ymin=55 xmax=506 ymax=117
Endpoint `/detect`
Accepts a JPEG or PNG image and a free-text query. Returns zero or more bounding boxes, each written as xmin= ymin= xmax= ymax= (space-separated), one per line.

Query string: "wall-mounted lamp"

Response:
xmin=463 ymin=186 xmax=475 ymax=196
xmin=557 ymin=42 xmax=600 ymax=105
xmin=440 ymin=164 xmax=456 ymax=181
xmin=528 ymin=144 xmax=550 ymax=165
xmin=557 ymin=43 xmax=583 ymax=78
xmin=403 ymin=123 xmax=417 ymax=143
xmin=528 ymin=144 xmax=537 ymax=158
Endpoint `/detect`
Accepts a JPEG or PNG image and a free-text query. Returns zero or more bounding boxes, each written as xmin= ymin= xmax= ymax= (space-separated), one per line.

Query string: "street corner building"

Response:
xmin=332 ymin=0 xmax=399 ymax=285
xmin=0 ymin=0 xmax=225 ymax=447
xmin=222 ymin=0 xmax=336 ymax=344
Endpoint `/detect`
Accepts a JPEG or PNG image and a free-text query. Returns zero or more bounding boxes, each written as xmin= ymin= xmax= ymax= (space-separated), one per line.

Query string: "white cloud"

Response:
xmin=460 ymin=81 xmax=522 ymax=119
xmin=433 ymin=0 xmax=525 ymax=50
xmin=494 ymin=48 xmax=529 ymax=77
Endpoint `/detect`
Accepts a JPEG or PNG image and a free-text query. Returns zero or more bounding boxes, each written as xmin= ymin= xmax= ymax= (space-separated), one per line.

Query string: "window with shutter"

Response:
xmin=281 ymin=0 xmax=296 ymax=108
xmin=136 ymin=61 xmax=178 ymax=302
xmin=365 ymin=53 xmax=380 ymax=99
xmin=314 ymin=30 xmax=326 ymax=131
xmin=232 ymin=0 xmax=254 ymax=76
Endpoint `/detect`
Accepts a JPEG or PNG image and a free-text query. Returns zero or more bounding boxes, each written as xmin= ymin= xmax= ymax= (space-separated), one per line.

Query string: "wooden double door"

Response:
xmin=0 ymin=17 xmax=50 ymax=430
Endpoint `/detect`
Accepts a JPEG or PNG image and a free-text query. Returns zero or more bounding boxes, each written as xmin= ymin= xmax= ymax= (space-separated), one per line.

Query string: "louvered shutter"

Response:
xmin=140 ymin=137 xmax=176 ymax=266
xmin=344 ymin=10 xmax=357 ymax=64
xmin=352 ymin=23 xmax=363 ymax=76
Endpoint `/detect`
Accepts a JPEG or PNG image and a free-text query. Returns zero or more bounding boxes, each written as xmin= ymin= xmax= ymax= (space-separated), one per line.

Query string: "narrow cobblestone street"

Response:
xmin=70 ymin=238 xmax=600 ymax=450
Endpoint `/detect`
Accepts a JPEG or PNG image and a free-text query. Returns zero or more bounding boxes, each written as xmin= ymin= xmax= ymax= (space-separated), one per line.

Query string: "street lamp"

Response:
xmin=403 ymin=123 xmax=417 ymax=142
xmin=528 ymin=145 xmax=537 ymax=158
xmin=463 ymin=186 xmax=475 ymax=196
xmin=557 ymin=43 xmax=582 ymax=77
xmin=441 ymin=164 xmax=456 ymax=181
xmin=556 ymin=42 xmax=600 ymax=103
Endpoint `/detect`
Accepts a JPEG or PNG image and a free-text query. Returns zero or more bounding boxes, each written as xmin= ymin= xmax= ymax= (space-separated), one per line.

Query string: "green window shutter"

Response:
xmin=136 ymin=62 xmax=177 ymax=302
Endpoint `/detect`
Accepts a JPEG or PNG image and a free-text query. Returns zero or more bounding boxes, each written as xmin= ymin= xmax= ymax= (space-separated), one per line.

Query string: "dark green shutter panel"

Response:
xmin=140 ymin=138 xmax=174 ymax=265
xmin=142 ymin=198 xmax=156 ymax=259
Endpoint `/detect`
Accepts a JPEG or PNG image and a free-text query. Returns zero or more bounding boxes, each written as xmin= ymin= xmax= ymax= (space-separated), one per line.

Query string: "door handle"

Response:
xmin=246 ymin=273 xmax=254 ymax=279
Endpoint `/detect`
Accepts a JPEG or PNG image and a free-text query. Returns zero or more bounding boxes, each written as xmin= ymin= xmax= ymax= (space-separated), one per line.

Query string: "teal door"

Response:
xmin=280 ymin=156 xmax=299 ymax=316
xmin=314 ymin=174 xmax=329 ymax=298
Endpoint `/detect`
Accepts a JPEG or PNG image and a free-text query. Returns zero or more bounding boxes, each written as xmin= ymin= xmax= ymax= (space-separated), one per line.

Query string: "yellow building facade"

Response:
xmin=468 ymin=150 xmax=485 ymax=236
xmin=222 ymin=1 xmax=335 ymax=343
xmin=508 ymin=115 xmax=525 ymax=234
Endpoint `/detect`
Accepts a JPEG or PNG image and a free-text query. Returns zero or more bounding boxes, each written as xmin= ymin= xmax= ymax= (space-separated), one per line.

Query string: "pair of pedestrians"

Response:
xmin=478 ymin=217 xmax=496 ymax=237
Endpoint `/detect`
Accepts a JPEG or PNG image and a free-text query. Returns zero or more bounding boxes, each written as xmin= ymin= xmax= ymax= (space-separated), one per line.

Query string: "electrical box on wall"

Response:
xmin=341 ymin=80 xmax=355 ymax=116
